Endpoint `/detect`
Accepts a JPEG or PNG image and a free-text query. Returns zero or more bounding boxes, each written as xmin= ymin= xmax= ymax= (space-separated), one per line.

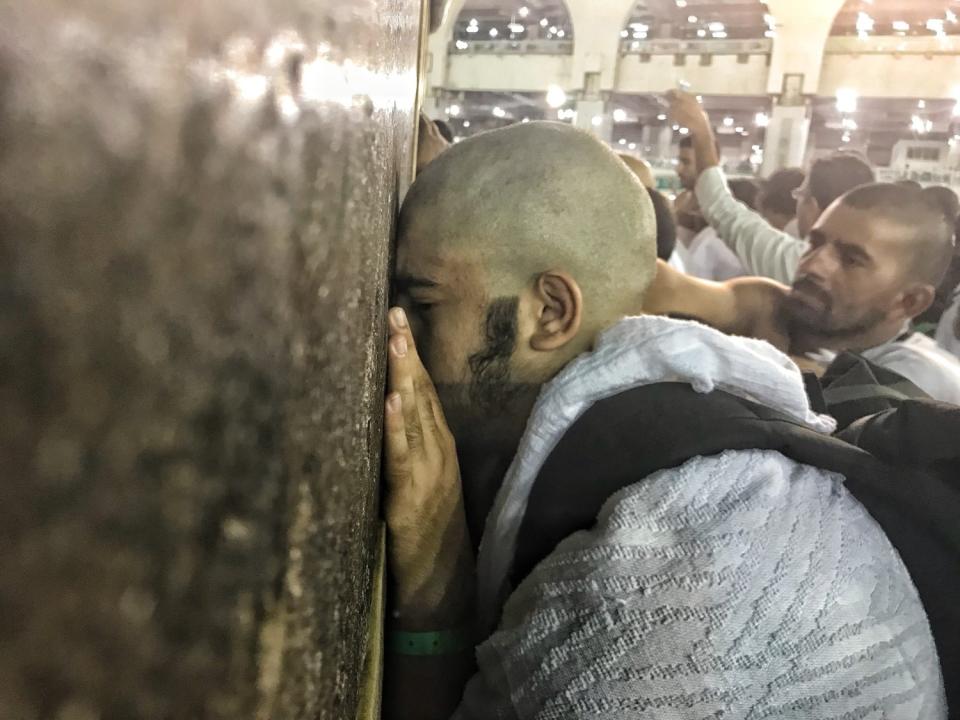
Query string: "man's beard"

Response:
xmin=785 ymin=277 xmax=885 ymax=343
xmin=434 ymin=296 xmax=541 ymax=548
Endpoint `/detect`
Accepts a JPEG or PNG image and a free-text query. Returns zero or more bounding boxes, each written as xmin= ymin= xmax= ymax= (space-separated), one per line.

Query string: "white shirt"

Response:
xmin=936 ymin=295 xmax=960 ymax=359
xmin=862 ymin=330 xmax=960 ymax=405
xmin=696 ymin=166 xmax=808 ymax=284
xmin=673 ymin=225 xmax=748 ymax=281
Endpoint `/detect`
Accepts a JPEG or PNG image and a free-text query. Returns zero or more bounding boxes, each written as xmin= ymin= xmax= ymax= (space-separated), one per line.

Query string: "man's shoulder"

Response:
xmin=870 ymin=333 xmax=960 ymax=403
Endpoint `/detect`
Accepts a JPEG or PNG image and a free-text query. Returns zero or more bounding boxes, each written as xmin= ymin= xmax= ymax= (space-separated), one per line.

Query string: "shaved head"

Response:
xmin=399 ymin=121 xmax=657 ymax=324
xmin=396 ymin=122 xmax=659 ymax=493
xmin=841 ymin=183 xmax=955 ymax=286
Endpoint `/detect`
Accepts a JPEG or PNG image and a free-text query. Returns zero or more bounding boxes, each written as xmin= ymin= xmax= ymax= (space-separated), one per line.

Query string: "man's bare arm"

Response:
xmin=648 ymin=261 xmax=791 ymax=351
xmin=383 ymin=307 xmax=477 ymax=720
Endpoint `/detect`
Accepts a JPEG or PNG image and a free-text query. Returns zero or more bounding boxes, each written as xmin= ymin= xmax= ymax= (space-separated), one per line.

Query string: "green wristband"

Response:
xmin=386 ymin=627 xmax=473 ymax=656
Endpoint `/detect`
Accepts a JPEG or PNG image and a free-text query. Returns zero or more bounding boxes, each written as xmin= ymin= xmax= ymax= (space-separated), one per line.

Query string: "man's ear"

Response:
xmin=898 ymin=283 xmax=936 ymax=321
xmin=529 ymin=271 xmax=583 ymax=352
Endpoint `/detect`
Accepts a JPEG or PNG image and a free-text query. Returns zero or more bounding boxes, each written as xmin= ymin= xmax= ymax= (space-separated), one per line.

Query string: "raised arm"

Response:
xmin=667 ymin=91 xmax=808 ymax=284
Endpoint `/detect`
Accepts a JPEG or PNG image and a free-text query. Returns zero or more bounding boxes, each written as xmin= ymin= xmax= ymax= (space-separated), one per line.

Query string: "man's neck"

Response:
xmin=790 ymin=321 xmax=908 ymax=356
xmin=450 ymin=385 xmax=542 ymax=551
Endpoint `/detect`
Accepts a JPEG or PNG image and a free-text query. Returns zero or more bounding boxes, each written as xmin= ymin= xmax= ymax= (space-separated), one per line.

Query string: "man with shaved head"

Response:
xmin=666 ymin=93 xmax=960 ymax=405
xmin=381 ymin=121 xmax=946 ymax=719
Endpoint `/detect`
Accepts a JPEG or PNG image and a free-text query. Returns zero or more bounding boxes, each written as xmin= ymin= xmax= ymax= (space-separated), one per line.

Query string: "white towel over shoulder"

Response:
xmin=459 ymin=316 xmax=944 ymax=720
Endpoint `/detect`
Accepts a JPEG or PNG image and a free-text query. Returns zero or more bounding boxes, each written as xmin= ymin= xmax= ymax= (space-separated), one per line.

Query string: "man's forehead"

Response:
xmin=815 ymin=203 xmax=900 ymax=251
xmin=396 ymin=239 xmax=480 ymax=286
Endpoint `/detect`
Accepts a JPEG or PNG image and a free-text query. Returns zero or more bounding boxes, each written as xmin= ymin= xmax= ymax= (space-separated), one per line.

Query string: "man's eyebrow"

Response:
xmin=394 ymin=275 xmax=440 ymax=291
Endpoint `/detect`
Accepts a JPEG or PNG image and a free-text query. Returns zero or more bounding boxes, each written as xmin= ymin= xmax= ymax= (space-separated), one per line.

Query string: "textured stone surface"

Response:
xmin=0 ymin=1 xmax=419 ymax=718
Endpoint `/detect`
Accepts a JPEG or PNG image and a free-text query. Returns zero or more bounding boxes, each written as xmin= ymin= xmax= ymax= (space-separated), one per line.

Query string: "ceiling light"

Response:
xmin=591 ymin=115 xmax=604 ymax=127
xmin=841 ymin=133 xmax=851 ymax=143
xmin=508 ymin=23 xmax=525 ymax=33
xmin=448 ymin=104 xmax=461 ymax=116
xmin=556 ymin=29 xmax=565 ymax=38
xmin=518 ymin=6 xmax=529 ymax=18
xmin=619 ymin=138 xmax=627 ymax=145
xmin=765 ymin=30 xmax=776 ymax=38
xmin=679 ymin=127 xmax=689 ymax=135
xmin=613 ymin=108 xmax=628 ymax=123
xmin=521 ymin=117 xmax=530 ymax=123
xmin=735 ymin=126 xmax=745 ymax=133
xmin=841 ymin=117 xmax=857 ymax=130
xmin=540 ymin=18 xmax=548 ymax=27
xmin=856 ymin=12 xmax=874 ymax=34
xmin=712 ymin=32 xmax=728 ymax=39
xmin=630 ymin=22 xmax=649 ymax=31
xmin=918 ymin=99 xmax=926 ymax=109
xmin=549 ymin=26 xmax=557 ymax=33
xmin=657 ymin=113 xmax=667 ymax=121
xmin=755 ymin=112 xmax=769 ymax=127
xmin=697 ymin=29 xmax=707 ymax=38
xmin=455 ymin=39 xmax=469 ymax=49
xmin=675 ymin=0 xmax=687 ymax=7
xmin=891 ymin=20 xmax=909 ymax=31
xmin=723 ymin=116 xmax=734 ymax=127
xmin=489 ymin=28 xmax=499 ymax=37
xmin=836 ymin=88 xmax=858 ymax=114
xmin=948 ymin=10 xmax=958 ymax=24
xmin=463 ymin=120 xmax=471 ymax=127
xmin=628 ymin=142 xmax=637 ymax=150
xmin=708 ymin=22 xmax=725 ymax=32
xmin=546 ymin=84 xmax=567 ymax=108
xmin=466 ymin=25 xmax=478 ymax=33
xmin=492 ymin=106 xmax=506 ymax=118
xmin=688 ymin=15 xmax=698 ymax=23
xmin=672 ymin=124 xmax=680 ymax=131
xmin=620 ymin=30 xmax=629 ymax=38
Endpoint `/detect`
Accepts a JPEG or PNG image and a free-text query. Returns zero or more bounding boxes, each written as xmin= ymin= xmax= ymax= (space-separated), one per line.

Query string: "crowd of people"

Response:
xmin=388 ymin=93 xmax=960 ymax=719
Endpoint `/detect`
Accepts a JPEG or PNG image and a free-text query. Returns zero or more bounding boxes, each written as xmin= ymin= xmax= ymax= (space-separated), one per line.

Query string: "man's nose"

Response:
xmin=799 ymin=244 xmax=837 ymax=281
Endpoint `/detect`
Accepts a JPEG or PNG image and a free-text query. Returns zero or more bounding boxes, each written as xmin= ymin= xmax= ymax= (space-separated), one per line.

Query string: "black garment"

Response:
xmin=511 ymin=383 xmax=960 ymax=712
xmin=816 ymin=351 xmax=932 ymax=430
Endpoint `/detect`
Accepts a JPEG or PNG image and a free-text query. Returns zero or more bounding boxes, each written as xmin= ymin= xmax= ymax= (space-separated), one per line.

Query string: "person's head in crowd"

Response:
xmin=895 ymin=179 xmax=923 ymax=191
xmin=620 ymin=153 xmax=656 ymax=188
xmin=727 ymin=178 xmax=759 ymax=211
xmin=793 ymin=153 xmax=875 ymax=238
xmin=674 ymin=189 xmax=707 ymax=234
xmin=433 ymin=118 xmax=454 ymax=143
xmin=758 ymin=167 xmax=805 ymax=230
xmin=397 ymin=121 xmax=656 ymax=442
xmin=416 ymin=112 xmax=452 ymax=174
xmin=677 ymin=136 xmax=698 ymax=191
xmin=647 ymin=187 xmax=677 ymax=260
xmin=915 ymin=185 xmax=960 ymax=324
xmin=786 ymin=183 xmax=954 ymax=351
xmin=922 ymin=185 xmax=960 ymax=223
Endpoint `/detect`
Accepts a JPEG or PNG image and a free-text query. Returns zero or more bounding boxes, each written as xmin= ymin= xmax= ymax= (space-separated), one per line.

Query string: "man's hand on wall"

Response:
xmin=384 ymin=307 xmax=474 ymax=626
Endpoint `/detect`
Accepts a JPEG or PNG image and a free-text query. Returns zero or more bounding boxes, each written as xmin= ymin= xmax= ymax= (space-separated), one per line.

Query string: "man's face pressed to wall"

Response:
xmin=393 ymin=227 xmax=524 ymax=443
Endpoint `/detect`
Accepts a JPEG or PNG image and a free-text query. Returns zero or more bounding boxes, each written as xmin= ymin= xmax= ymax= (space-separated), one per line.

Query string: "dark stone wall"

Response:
xmin=0 ymin=1 xmax=421 ymax=718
